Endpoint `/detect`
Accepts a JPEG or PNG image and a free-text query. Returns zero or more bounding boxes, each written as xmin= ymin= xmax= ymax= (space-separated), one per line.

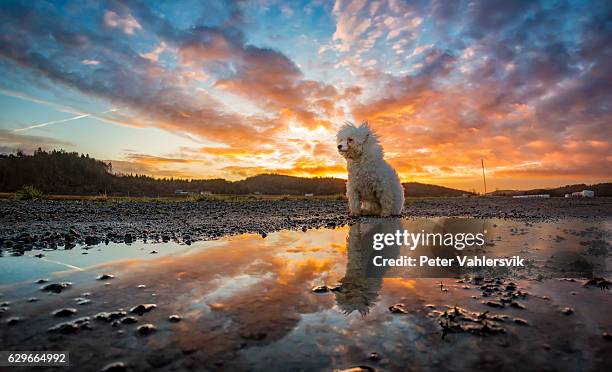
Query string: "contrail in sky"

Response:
xmin=0 ymin=88 xmax=134 ymax=129
xmin=12 ymin=108 xmax=119 ymax=132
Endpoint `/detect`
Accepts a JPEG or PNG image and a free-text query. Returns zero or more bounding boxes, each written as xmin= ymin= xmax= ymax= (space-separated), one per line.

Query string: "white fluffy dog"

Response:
xmin=336 ymin=121 xmax=404 ymax=217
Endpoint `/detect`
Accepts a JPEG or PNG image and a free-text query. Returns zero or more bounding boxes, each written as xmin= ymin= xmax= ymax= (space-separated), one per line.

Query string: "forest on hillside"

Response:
xmin=0 ymin=150 xmax=345 ymax=196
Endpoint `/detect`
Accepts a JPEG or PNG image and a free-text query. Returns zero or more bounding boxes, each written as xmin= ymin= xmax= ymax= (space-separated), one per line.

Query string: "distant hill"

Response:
xmin=237 ymin=174 xmax=345 ymax=195
xmin=0 ymin=149 xmax=475 ymax=197
xmin=490 ymin=183 xmax=612 ymax=197
xmin=235 ymin=177 xmax=473 ymax=197
xmin=403 ymin=182 xmax=471 ymax=197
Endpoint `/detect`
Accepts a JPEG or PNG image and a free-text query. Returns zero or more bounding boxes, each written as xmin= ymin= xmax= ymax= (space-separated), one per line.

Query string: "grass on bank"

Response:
xmin=14 ymin=185 xmax=43 ymax=200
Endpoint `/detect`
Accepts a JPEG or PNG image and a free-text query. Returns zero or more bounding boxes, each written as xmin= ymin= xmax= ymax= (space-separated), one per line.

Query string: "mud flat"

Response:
xmin=1 ymin=197 xmax=610 ymax=252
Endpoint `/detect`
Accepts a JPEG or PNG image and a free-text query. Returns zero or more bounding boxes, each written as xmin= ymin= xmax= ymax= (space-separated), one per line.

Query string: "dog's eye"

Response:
xmin=347 ymin=138 xmax=353 ymax=142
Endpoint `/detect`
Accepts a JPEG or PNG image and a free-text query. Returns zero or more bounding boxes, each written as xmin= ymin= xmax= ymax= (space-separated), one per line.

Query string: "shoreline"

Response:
xmin=1 ymin=197 xmax=610 ymax=252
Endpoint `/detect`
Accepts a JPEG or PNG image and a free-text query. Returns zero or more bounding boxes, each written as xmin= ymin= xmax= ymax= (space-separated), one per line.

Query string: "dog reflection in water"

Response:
xmin=333 ymin=218 xmax=402 ymax=316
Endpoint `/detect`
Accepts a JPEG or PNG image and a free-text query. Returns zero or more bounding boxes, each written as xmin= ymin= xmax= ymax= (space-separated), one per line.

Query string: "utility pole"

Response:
xmin=481 ymin=159 xmax=487 ymax=196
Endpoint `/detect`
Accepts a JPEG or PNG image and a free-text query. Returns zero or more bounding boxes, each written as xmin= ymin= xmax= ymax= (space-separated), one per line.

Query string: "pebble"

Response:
xmin=101 ymin=361 xmax=127 ymax=372
xmin=388 ymin=304 xmax=408 ymax=314
xmin=53 ymin=308 xmax=77 ymax=317
xmin=510 ymin=301 xmax=525 ymax=309
xmin=41 ymin=282 xmax=72 ymax=293
xmin=48 ymin=316 xmax=92 ymax=334
xmin=130 ymin=304 xmax=157 ymax=316
xmin=136 ymin=323 xmax=157 ymax=335
xmin=6 ymin=317 xmax=22 ymax=326
xmin=561 ymin=307 xmax=574 ymax=315
xmin=513 ymin=318 xmax=529 ymax=326
xmin=311 ymin=285 xmax=329 ymax=293
xmin=368 ymin=352 xmax=380 ymax=361
xmin=48 ymin=322 xmax=79 ymax=334
xmin=120 ymin=316 xmax=138 ymax=324
xmin=97 ymin=274 xmax=115 ymax=281
xmin=484 ymin=301 xmax=504 ymax=308
xmin=95 ymin=311 xmax=127 ymax=322
xmin=168 ymin=314 xmax=181 ymax=323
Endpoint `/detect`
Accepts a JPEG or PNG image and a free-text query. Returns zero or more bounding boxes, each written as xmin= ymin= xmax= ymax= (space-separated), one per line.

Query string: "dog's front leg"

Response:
xmin=347 ymin=188 xmax=361 ymax=216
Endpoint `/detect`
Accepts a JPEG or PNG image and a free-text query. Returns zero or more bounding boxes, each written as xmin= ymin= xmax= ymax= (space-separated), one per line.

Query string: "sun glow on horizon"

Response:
xmin=0 ymin=0 xmax=610 ymax=192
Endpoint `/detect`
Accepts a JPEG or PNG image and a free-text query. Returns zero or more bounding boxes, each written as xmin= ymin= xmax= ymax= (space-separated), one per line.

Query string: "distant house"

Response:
xmin=570 ymin=190 xmax=595 ymax=198
xmin=200 ymin=191 xmax=212 ymax=195
xmin=304 ymin=193 xmax=314 ymax=197
xmin=512 ymin=194 xmax=550 ymax=198
xmin=174 ymin=189 xmax=189 ymax=195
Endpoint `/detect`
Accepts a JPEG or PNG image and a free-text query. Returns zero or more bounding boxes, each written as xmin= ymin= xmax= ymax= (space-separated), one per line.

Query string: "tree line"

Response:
xmin=5 ymin=149 xmax=605 ymax=197
xmin=0 ymin=149 xmax=346 ymax=196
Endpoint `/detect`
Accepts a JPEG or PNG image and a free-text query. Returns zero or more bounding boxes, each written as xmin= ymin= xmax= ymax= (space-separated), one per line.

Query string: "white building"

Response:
xmin=571 ymin=190 xmax=595 ymax=198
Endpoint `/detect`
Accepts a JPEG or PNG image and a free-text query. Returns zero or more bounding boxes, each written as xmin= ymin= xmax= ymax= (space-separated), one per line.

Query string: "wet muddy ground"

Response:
xmin=1 ymin=197 xmax=610 ymax=251
xmin=0 ymin=216 xmax=611 ymax=371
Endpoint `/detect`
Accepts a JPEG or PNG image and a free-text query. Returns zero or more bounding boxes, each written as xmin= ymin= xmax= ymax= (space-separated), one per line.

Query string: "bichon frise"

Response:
xmin=337 ymin=121 xmax=404 ymax=217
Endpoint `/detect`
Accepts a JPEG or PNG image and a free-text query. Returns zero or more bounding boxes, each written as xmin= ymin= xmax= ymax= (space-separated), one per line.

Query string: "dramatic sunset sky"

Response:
xmin=0 ymin=0 xmax=610 ymax=191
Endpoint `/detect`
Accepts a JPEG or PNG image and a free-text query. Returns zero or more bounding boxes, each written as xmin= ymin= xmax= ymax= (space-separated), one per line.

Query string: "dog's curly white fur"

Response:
xmin=337 ymin=121 xmax=404 ymax=217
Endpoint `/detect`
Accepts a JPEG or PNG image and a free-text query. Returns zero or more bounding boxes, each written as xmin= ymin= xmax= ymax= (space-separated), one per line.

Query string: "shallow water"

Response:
xmin=1 ymin=218 xmax=611 ymax=371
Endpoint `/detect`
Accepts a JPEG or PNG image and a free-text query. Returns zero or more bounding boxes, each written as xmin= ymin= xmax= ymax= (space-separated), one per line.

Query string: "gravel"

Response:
xmin=0 ymin=197 xmax=610 ymax=253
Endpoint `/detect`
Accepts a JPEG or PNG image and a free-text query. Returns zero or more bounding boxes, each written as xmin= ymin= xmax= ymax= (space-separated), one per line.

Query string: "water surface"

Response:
xmin=1 ymin=218 xmax=610 ymax=371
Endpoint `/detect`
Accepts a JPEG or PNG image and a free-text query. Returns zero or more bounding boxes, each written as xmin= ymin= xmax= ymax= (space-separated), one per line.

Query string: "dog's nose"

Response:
xmin=337 ymin=145 xmax=342 ymax=150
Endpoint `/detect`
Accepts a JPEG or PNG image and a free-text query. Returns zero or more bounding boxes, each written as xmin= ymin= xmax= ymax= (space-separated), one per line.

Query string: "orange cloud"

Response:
xmin=2 ymin=0 xmax=610 ymax=191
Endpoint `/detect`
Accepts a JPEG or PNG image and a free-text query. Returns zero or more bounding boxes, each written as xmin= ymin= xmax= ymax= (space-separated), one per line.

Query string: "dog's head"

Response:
xmin=336 ymin=121 xmax=380 ymax=160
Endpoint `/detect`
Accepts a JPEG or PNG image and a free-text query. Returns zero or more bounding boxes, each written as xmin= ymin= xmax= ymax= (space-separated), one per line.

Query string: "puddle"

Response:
xmin=0 ymin=218 xmax=611 ymax=371
xmin=0 ymin=240 xmax=225 ymax=286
